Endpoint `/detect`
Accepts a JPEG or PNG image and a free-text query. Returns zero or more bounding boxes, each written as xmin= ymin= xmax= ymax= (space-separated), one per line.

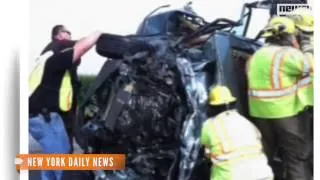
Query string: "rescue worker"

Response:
xmin=289 ymin=7 xmax=314 ymax=174
xmin=40 ymin=25 xmax=83 ymax=150
xmin=29 ymin=25 xmax=102 ymax=180
xmin=200 ymin=86 xmax=273 ymax=180
xmin=247 ymin=16 xmax=313 ymax=180
xmin=289 ymin=8 xmax=314 ymax=107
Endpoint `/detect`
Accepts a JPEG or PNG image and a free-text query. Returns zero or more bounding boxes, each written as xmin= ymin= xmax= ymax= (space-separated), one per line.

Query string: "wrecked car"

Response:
xmin=76 ymin=1 xmax=270 ymax=180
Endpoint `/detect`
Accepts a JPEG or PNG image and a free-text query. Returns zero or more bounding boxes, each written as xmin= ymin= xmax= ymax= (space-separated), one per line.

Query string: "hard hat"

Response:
xmin=289 ymin=8 xmax=313 ymax=33
xmin=209 ymin=86 xmax=236 ymax=106
xmin=261 ymin=17 xmax=296 ymax=38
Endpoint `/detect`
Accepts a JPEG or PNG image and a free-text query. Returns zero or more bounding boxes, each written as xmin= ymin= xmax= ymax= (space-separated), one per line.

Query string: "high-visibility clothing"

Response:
xmin=29 ymin=50 xmax=73 ymax=112
xmin=247 ymin=45 xmax=313 ymax=118
xmin=201 ymin=110 xmax=273 ymax=180
xmin=298 ymin=52 xmax=313 ymax=107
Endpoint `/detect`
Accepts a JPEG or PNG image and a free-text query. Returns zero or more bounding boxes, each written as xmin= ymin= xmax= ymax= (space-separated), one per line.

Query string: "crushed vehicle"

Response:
xmin=74 ymin=1 xmax=291 ymax=179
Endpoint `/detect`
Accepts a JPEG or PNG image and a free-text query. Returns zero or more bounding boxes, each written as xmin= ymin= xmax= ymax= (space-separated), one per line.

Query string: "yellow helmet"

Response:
xmin=208 ymin=86 xmax=236 ymax=106
xmin=261 ymin=16 xmax=296 ymax=38
xmin=289 ymin=8 xmax=313 ymax=33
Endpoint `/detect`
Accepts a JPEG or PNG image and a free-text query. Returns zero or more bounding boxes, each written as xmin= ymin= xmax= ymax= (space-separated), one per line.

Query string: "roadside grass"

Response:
xmin=78 ymin=74 xmax=97 ymax=104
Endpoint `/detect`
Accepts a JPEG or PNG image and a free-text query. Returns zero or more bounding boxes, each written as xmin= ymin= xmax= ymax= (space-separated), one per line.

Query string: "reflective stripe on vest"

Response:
xmin=211 ymin=145 xmax=263 ymax=163
xmin=247 ymin=46 xmax=312 ymax=118
xmin=206 ymin=113 xmax=263 ymax=164
xmin=249 ymin=76 xmax=312 ymax=98
xmin=208 ymin=118 xmax=224 ymax=156
xmin=302 ymin=55 xmax=310 ymax=77
xmin=270 ymin=48 xmax=312 ymax=89
xmin=29 ymin=50 xmax=73 ymax=112
xmin=212 ymin=152 xmax=264 ymax=167
xmin=271 ymin=50 xmax=286 ymax=89
xmin=298 ymin=52 xmax=314 ymax=106
xmin=213 ymin=116 xmax=233 ymax=154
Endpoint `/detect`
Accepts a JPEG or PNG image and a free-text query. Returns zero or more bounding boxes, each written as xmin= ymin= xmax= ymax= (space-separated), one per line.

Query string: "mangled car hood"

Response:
xmin=76 ymin=8 xmax=261 ymax=180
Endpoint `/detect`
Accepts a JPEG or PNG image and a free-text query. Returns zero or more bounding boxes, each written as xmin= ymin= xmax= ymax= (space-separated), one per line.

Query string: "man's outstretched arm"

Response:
xmin=73 ymin=31 xmax=102 ymax=62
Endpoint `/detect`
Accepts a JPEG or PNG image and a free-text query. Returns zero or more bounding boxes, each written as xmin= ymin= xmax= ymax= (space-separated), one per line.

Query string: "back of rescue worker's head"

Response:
xmin=262 ymin=17 xmax=296 ymax=38
xmin=261 ymin=16 xmax=300 ymax=47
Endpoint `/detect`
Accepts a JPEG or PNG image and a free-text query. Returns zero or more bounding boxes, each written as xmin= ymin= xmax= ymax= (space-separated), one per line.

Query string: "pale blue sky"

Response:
xmin=30 ymin=0 xmax=271 ymax=75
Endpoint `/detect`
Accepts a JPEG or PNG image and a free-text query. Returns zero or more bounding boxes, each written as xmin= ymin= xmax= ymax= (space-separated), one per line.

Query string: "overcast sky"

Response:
xmin=30 ymin=0 xmax=273 ymax=75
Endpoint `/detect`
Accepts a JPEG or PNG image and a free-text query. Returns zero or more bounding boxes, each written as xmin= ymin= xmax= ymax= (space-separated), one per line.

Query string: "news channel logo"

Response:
xmin=277 ymin=4 xmax=312 ymax=16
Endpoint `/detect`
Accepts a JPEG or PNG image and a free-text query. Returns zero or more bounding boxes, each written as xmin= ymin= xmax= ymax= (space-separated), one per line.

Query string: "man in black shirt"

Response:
xmin=40 ymin=25 xmax=82 ymax=150
xmin=30 ymin=25 xmax=78 ymax=112
xmin=29 ymin=24 xmax=102 ymax=180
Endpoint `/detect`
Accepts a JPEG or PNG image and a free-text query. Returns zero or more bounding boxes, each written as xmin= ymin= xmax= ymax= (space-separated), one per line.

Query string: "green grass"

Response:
xmin=78 ymin=75 xmax=97 ymax=105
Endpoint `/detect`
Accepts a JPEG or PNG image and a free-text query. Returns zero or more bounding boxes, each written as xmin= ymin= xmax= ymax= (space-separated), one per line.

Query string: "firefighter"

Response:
xmin=289 ymin=8 xmax=313 ymax=53
xmin=246 ymin=16 xmax=313 ymax=180
xmin=289 ymin=7 xmax=314 ymax=174
xmin=200 ymin=86 xmax=273 ymax=180
xmin=289 ymin=8 xmax=314 ymax=107
xmin=29 ymin=26 xmax=102 ymax=180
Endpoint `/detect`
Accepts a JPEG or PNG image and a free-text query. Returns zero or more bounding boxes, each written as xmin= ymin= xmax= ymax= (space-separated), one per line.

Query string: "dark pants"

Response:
xmin=253 ymin=111 xmax=312 ymax=180
xmin=306 ymin=107 xmax=313 ymax=174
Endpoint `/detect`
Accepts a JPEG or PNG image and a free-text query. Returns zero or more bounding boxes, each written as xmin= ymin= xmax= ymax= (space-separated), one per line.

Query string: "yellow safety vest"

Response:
xmin=29 ymin=50 xmax=73 ymax=112
xmin=298 ymin=52 xmax=314 ymax=107
xmin=247 ymin=45 xmax=313 ymax=118
xmin=201 ymin=110 xmax=273 ymax=180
